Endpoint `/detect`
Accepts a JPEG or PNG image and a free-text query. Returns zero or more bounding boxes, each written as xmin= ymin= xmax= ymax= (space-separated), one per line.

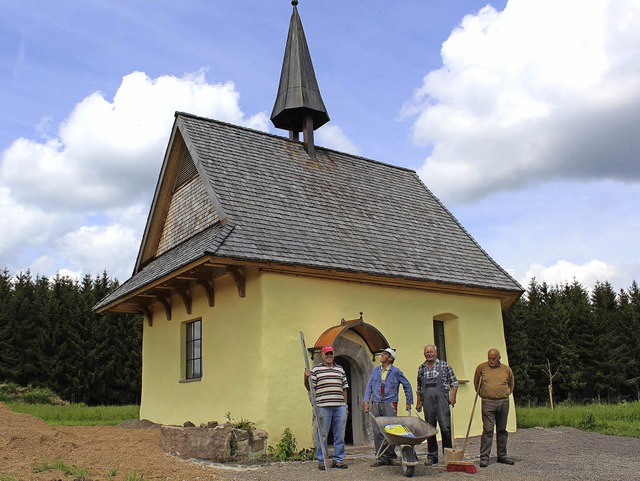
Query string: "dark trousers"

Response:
xmin=371 ymin=402 xmax=398 ymax=461
xmin=480 ymin=398 xmax=510 ymax=461
xmin=423 ymin=389 xmax=452 ymax=459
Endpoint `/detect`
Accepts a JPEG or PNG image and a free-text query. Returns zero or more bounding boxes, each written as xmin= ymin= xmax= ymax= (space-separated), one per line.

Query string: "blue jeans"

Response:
xmin=316 ymin=405 xmax=347 ymax=464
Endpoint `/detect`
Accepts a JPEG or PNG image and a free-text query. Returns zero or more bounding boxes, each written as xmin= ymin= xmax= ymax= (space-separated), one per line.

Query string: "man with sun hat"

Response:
xmin=364 ymin=347 xmax=414 ymax=467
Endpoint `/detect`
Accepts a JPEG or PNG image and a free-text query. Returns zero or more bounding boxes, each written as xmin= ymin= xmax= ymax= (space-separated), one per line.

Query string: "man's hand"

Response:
xmin=415 ymin=399 xmax=422 ymax=413
xmin=449 ymin=393 xmax=457 ymax=406
xmin=406 ymin=404 xmax=412 ymax=412
xmin=363 ymin=401 xmax=370 ymax=413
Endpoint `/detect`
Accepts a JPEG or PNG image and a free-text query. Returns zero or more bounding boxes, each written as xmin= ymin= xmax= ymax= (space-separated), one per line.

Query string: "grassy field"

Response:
xmin=517 ymin=401 xmax=640 ymax=438
xmin=6 ymin=402 xmax=139 ymax=426
xmin=4 ymin=389 xmax=640 ymax=437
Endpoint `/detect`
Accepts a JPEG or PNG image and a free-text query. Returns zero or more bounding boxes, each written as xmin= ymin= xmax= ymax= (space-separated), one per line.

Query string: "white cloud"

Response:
xmin=55 ymin=268 xmax=82 ymax=281
xmin=60 ymin=224 xmax=140 ymax=279
xmin=316 ymin=124 xmax=359 ymax=155
xmin=2 ymin=71 xmax=268 ymax=211
xmin=406 ymin=0 xmax=640 ymax=203
xmin=523 ymin=260 xmax=617 ymax=290
xmin=0 ymin=71 xmax=266 ymax=281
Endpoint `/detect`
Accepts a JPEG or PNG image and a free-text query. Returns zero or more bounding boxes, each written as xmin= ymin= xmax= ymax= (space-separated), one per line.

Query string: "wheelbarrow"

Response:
xmin=371 ymin=412 xmax=438 ymax=477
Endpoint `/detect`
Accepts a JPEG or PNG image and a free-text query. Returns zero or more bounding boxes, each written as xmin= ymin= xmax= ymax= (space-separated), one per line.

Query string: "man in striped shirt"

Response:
xmin=304 ymin=345 xmax=349 ymax=470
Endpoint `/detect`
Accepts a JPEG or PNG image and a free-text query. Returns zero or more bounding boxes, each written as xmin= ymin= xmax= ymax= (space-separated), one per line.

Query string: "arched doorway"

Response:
xmin=333 ymin=356 xmax=353 ymax=444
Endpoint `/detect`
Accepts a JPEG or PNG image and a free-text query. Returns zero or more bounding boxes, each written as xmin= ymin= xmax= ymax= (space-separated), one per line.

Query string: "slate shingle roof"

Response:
xmin=185 ymin=114 xmax=521 ymax=290
xmin=95 ymin=113 xmax=522 ymax=311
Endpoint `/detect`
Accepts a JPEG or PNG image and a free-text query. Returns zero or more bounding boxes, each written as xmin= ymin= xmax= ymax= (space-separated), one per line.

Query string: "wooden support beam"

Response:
xmin=303 ymin=114 xmax=316 ymax=160
xmin=197 ymin=279 xmax=215 ymax=307
xmin=142 ymin=306 xmax=153 ymax=327
xmin=228 ymin=267 xmax=246 ymax=298
xmin=177 ymin=288 xmax=192 ymax=315
xmin=158 ymin=296 xmax=172 ymax=320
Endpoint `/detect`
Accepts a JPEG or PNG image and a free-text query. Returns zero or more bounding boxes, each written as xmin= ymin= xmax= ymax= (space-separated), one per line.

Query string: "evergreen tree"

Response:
xmin=503 ymin=296 xmax=535 ymax=404
xmin=0 ymin=268 xmax=17 ymax=380
xmin=590 ymin=281 xmax=621 ymax=401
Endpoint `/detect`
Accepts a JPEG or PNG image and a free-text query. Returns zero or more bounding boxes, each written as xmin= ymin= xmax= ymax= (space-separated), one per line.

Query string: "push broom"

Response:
xmin=445 ymin=379 xmax=482 ymax=474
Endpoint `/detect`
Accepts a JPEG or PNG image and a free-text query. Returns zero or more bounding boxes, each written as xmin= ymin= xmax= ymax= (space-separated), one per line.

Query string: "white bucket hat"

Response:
xmin=383 ymin=348 xmax=396 ymax=359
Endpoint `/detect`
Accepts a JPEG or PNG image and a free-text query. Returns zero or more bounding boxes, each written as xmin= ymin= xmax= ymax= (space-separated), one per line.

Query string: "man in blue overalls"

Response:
xmin=364 ymin=348 xmax=414 ymax=467
xmin=416 ymin=344 xmax=459 ymax=465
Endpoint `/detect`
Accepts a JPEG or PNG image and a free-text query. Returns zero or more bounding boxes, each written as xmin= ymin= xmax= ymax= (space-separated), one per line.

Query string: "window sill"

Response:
xmin=179 ymin=377 xmax=202 ymax=383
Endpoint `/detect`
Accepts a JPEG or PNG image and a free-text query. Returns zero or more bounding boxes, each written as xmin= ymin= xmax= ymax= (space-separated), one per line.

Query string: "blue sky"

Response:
xmin=1 ymin=0 xmax=638 ymax=292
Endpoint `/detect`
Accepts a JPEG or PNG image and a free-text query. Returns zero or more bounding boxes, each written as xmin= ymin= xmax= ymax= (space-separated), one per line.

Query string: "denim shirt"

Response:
xmin=365 ymin=365 xmax=414 ymax=404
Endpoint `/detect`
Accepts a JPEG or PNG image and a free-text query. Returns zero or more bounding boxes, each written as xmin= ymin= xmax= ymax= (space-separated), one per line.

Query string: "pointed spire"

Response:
xmin=271 ymin=0 xmax=329 ymax=156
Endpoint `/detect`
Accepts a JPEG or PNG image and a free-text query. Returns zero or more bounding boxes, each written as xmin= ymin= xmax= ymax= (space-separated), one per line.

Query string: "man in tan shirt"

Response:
xmin=473 ymin=348 xmax=515 ymax=468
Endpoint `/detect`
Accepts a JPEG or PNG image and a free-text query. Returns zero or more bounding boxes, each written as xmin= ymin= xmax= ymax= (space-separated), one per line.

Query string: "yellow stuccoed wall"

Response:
xmin=139 ymin=269 xmax=265 ymax=426
xmin=139 ymin=269 xmax=516 ymax=448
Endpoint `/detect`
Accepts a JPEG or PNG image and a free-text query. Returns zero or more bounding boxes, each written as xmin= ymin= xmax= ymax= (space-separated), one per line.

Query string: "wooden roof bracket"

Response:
xmin=158 ymin=295 xmax=172 ymax=320
xmin=177 ymin=288 xmax=192 ymax=314
xmin=141 ymin=305 xmax=153 ymax=327
xmin=197 ymin=279 xmax=215 ymax=307
xmin=228 ymin=267 xmax=246 ymax=298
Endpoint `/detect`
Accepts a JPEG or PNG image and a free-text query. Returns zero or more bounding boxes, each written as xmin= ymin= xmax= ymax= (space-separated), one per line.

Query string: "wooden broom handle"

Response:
xmin=462 ymin=376 xmax=482 ymax=453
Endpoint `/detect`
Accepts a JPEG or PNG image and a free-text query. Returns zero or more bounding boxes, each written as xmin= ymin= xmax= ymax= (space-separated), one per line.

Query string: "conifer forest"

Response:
xmin=0 ymin=269 xmax=141 ymax=405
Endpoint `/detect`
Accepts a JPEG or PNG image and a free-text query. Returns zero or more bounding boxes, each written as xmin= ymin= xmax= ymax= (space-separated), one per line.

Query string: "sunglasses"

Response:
xmin=323 ymin=351 xmax=334 ymax=356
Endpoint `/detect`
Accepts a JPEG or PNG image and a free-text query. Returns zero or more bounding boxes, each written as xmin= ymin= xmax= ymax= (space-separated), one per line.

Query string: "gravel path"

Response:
xmin=199 ymin=426 xmax=640 ymax=481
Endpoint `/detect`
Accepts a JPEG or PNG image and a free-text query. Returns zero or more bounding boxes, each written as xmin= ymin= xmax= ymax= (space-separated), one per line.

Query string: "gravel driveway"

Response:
xmin=195 ymin=426 xmax=640 ymax=481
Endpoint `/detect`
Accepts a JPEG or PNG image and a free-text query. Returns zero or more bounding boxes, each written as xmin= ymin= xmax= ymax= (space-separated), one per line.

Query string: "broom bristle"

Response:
xmin=446 ymin=463 xmax=478 ymax=474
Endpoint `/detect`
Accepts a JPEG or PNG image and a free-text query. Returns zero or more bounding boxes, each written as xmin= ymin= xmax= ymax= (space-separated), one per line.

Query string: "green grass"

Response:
xmin=0 ymin=382 xmax=62 ymax=404
xmin=124 ymin=469 xmax=146 ymax=481
xmin=517 ymin=400 xmax=640 ymax=437
xmin=6 ymin=402 xmax=139 ymax=426
xmin=30 ymin=458 xmax=91 ymax=477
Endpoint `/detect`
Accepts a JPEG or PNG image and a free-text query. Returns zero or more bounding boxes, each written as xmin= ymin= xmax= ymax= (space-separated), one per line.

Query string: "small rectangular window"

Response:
xmin=433 ymin=320 xmax=447 ymax=362
xmin=185 ymin=320 xmax=202 ymax=379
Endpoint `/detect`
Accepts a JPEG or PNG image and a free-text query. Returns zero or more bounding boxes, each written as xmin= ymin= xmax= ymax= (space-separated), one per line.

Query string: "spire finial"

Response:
xmin=272 ymin=0 xmax=329 ymax=158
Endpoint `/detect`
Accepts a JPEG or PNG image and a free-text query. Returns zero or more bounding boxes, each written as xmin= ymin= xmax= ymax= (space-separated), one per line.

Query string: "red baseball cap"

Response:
xmin=321 ymin=346 xmax=334 ymax=354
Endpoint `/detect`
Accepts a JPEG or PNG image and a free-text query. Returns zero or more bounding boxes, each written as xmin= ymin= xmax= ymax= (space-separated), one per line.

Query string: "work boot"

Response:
xmin=424 ymin=457 xmax=438 ymax=466
xmin=332 ymin=461 xmax=348 ymax=469
xmin=497 ymin=457 xmax=515 ymax=465
xmin=370 ymin=459 xmax=388 ymax=467
xmin=479 ymin=459 xmax=489 ymax=468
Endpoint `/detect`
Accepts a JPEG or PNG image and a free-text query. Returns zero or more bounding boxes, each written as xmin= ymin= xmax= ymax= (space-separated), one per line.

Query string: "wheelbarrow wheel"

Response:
xmin=402 ymin=463 xmax=415 ymax=477
xmin=401 ymin=445 xmax=417 ymax=478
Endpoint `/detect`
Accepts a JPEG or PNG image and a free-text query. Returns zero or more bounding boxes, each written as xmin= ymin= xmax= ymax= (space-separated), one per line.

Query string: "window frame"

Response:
xmin=433 ymin=319 xmax=447 ymax=362
xmin=184 ymin=319 xmax=202 ymax=380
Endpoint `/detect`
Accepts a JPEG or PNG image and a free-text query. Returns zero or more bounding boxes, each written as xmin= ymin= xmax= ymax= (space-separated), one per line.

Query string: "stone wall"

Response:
xmin=160 ymin=423 xmax=268 ymax=462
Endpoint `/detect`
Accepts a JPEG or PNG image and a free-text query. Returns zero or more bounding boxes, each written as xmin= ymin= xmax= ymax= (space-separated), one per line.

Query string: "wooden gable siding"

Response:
xmin=157 ymin=174 xmax=219 ymax=256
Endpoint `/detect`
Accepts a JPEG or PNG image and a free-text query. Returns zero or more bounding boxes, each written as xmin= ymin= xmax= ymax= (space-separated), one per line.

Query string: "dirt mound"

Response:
xmin=0 ymin=403 xmax=222 ymax=480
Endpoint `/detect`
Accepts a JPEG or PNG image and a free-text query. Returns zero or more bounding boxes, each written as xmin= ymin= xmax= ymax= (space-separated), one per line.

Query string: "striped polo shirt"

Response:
xmin=311 ymin=364 xmax=349 ymax=407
